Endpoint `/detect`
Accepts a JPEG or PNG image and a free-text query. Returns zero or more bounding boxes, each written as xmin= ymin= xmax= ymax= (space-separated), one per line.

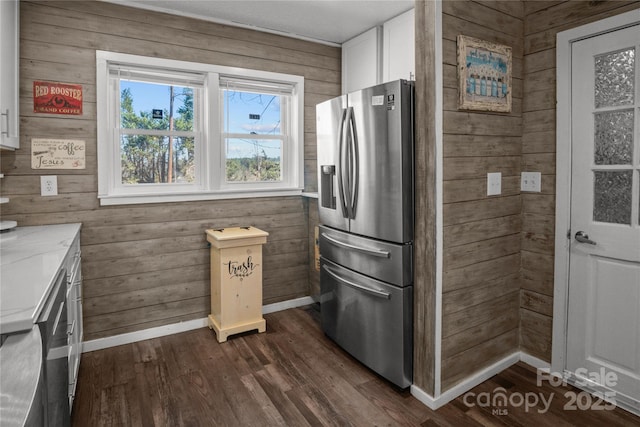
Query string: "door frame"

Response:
xmin=553 ymin=8 xmax=640 ymax=378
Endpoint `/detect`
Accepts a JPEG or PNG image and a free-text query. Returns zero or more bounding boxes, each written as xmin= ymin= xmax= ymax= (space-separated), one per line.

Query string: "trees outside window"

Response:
xmin=97 ymin=51 xmax=304 ymax=205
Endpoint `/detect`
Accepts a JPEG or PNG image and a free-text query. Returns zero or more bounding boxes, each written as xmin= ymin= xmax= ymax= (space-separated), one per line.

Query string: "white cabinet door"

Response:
xmin=382 ymin=9 xmax=415 ymax=83
xmin=342 ymin=27 xmax=380 ymax=94
xmin=0 ymin=0 xmax=19 ymax=150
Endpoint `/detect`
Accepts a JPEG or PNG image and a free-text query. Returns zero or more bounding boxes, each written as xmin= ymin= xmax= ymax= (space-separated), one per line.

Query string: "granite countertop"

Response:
xmin=0 ymin=223 xmax=81 ymax=334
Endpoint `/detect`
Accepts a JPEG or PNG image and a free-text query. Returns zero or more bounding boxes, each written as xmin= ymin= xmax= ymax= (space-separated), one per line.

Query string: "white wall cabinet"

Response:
xmin=382 ymin=8 xmax=415 ymax=83
xmin=341 ymin=27 xmax=380 ymax=94
xmin=0 ymin=0 xmax=20 ymax=150
xmin=342 ymin=8 xmax=415 ymax=93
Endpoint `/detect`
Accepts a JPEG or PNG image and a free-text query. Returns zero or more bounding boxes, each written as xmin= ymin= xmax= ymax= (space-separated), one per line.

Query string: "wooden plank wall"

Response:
xmin=0 ymin=1 xmax=340 ymax=341
xmin=520 ymin=0 xmax=640 ymax=361
xmin=413 ymin=0 xmax=438 ymax=396
xmin=440 ymin=0 xmax=524 ymax=391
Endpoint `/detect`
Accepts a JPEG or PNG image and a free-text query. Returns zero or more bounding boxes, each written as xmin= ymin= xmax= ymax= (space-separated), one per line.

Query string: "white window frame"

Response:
xmin=96 ymin=51 xmax=304 ymax=205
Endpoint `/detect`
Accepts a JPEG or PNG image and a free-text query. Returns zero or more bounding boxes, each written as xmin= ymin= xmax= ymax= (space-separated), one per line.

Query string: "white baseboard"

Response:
xmin=262 ymin=296 xmax=315 ymax=314
xmin=411 ymin=352 xmax=521 ymax=410
xmin=411 ymin=351 xmax=550 ymax=410
xmin=82 ymin=295 xmax=315 ymax=353
xmin=520 ymin=352 xmax=551 ymax=372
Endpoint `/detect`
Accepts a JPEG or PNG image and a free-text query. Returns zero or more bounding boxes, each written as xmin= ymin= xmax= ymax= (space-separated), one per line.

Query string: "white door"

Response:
xmin=568 ymin=24 xmax=640 ymax=413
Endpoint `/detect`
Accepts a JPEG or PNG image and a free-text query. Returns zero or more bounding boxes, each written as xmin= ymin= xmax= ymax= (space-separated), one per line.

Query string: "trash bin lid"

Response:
xmin=205 ymin=226 xmax=269 ymax=248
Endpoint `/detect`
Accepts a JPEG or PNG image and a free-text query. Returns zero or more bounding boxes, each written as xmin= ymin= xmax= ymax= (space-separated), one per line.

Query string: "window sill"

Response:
xmin=98 ymin=188 xmax=304 ymax=206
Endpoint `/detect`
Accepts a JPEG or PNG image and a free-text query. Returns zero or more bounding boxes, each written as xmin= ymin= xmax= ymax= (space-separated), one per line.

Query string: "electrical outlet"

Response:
xmin=41 ymin=175 xmax=58 ymax=196
xmin=521 ymin=171 xmax=541 ymax=192
xmin=487 ymin=172 xmax=501 ymax=196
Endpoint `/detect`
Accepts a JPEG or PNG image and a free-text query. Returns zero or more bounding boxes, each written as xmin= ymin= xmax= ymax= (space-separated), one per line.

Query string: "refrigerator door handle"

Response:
xmin=321 ymin=232 xmax=391 ymax=258
xmin=337 ymin=108 xmax=349 ymax=218
xmin=343 ymin=107 xmax=354 ymax=219
xmin=322 ymin=264 xmax=391 ymax=299
xmin=347 ymin=106 xmax=359 ymax=219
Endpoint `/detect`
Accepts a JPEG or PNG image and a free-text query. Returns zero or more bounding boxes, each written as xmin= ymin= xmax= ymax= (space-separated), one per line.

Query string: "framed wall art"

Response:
xmin=457 ymin=35 xmax=512 ymax=113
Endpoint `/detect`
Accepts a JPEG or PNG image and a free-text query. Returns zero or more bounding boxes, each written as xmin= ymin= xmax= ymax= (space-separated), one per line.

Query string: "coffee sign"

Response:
xmin=31 ymin=138 xmax=86 ymax=170
xmin=33 ymin=81 xmax=83 ymax=115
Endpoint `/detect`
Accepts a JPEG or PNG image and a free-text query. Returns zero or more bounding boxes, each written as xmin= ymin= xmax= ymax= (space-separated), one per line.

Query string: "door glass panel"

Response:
xmin=594 ymin=48 xmax=635 ymax=108
xmin=594 ymin=109 xmax=634 ymax=165
xmin=593 ymin=170 xmax=633 ymax=224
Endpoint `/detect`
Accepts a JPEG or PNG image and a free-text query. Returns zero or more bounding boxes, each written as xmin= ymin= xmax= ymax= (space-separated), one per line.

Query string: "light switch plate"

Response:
xmin=487 ymin=172 xmax=501 ymax=196
xmin=521 ymin=171 xmax=541 ymax=192
xmin=41 ymin=175 xmax=58 ymax=196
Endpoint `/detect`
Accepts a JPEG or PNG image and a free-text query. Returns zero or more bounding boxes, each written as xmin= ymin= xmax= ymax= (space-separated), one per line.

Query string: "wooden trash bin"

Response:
xmin=205 ymin=226 xmax=269 ymax=343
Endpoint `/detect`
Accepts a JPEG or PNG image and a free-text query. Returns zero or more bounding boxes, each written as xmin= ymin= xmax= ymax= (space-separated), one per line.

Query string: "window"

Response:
xmin=96 ymin=51 xmax=304 ymax=205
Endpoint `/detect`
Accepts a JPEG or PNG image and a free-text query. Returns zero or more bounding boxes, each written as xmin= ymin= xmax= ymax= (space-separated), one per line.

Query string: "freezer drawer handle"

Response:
xmin=322 ymin=233 xmax=390 ymax=258
xmin=323 ymin=265 xmax=391 ymax=299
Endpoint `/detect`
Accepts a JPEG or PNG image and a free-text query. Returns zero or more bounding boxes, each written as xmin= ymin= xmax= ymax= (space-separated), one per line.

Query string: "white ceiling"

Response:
xmin=108 ymin=0 xmax=414 ymax=45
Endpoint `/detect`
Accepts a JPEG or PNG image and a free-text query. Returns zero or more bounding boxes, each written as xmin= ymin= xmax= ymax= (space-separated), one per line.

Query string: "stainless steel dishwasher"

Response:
xmin=38 ymin=270 xmax=70 ymax=427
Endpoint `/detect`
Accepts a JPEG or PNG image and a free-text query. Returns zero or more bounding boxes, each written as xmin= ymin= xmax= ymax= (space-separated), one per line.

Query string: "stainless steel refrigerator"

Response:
xmin=316 ymin=79 xmax=414 ymax=388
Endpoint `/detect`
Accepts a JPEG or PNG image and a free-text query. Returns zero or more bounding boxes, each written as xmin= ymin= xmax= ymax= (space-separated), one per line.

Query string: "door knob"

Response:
xmin=575 ymin=231 xmax=597 ymax=245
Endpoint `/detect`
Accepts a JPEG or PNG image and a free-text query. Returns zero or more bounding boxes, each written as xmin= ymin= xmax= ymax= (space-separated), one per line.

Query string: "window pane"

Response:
xmin=121 ymin=135 xmax=195 ymax=184
xmin=225 ymin=138 xmax=282 ymax=182
xmin=594 ymin=109 xmax=634 ymax=165
xmin=223 ymin=89 xmax=282 ymax=135
xmin=594 ymin=48 xmax=635 ymax=108
xmin=121 ymin=80 xmax=194 ymax=131
xmin=593 ymin=170 xmax=633 ymax=224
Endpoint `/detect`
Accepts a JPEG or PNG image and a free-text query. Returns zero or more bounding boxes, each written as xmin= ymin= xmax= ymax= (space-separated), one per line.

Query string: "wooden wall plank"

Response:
xmin=443 ymin=307 xmax=519 ymax=359
xmin=523 ymin=89 xmax=555 ymax=112
xmin=442 ymin=273 xmax=520 ymax=315
xmin=522 ymin=193 xmax=555 ymax=215
xmin=443 ymin=195 xmax=522 ymax=226
xmin=520 ymin=327 xmax=552 ymax=361
xmin=443 ymin=292 xmax=520 ymax=339
xmin=476 ymin=0 xmax=525 ymax=19
xmin=443 ymin=176 xmax=520 ymax=204
xmin=520 ymin=289 xmax=554 ymax=317
xmin=524 ymin=2 xmax=640 ymax=54
xmin=522 ymin=109 xmax=555 ymax=133
xmin=524 ymin=48 xmax=556 ymax=74
xmin=522 ymin=130 xmax=556 ymax=154
xmin=444 ymin=215 xmax=522 ymax=247
xmin=524 ymin=0 xmax=640 ymax=35
xmin=442 ymin=329 xmax=519 ymax=390
xmin=520 ymin=308 xmax=553 ymax=337
xmin=522 ymin=152 xmax=556 ymax=175
xmin=523 ymin=1 xmax=566 ymax=16
xmin=443 ymin=254 xmax=521 ymax=293
xmin=443 ymin=135 xmax=522 ymax=157
xmin=84 ymin=267 xmax=209 ymax=298
xmin=413 ymin=0 xmax=438 ymax=395
xmin=442 ymin=0 xmax=525 ymax=39
xmin=444 ymin=234 xmax=520 ymax=270
xmin=443 ymin=156 xmax=521 ymax=180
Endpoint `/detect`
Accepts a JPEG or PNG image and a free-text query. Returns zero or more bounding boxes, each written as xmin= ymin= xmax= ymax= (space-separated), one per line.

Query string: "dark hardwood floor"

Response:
xmin=72 ymin=306 xmax=639 ymax=426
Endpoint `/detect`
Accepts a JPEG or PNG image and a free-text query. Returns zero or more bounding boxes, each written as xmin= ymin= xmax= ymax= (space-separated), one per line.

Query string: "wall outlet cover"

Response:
xmin=41 ymin=175 xmax=58 ymax=196
xmin=487 ymin=172 xmax=501 ymax=196
xmin=521 ymin=171 xmax=542 ymax=192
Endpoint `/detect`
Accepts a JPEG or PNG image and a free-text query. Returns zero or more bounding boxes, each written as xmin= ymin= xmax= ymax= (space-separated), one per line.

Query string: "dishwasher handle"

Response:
xmin=322 ymin=264 xmax=391 ymax=299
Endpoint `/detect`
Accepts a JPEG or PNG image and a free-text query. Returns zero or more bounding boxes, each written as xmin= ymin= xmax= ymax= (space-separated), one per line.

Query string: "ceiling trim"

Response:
xmin=101 ymin=0 xmax=342 ymax=47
